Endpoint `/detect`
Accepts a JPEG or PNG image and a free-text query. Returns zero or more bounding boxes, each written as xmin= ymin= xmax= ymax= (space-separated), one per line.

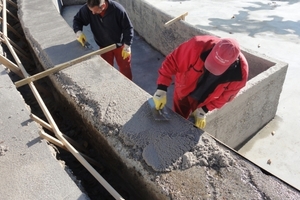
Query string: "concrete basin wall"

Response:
xmin=116 ymin=0 xmax=288 ymax=149
xmin=16 ymin=0 xmax=299 ymax=199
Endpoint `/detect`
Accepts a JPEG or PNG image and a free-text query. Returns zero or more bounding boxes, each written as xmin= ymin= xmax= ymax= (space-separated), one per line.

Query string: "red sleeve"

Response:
xmin=157 ymin=37 xmax=202 ymax=87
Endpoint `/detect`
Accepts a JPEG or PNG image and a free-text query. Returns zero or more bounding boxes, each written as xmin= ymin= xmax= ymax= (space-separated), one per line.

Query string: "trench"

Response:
xmin=5 ymin=34 xmax=141 ymax=200
xmin=2 ymin=1 xmax=141 ymax=199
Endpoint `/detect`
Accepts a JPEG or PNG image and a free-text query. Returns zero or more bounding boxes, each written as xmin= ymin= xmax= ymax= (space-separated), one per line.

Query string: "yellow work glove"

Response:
xmin=153 ymin=89 xmax=167 ymax=110
xmin=193 ymin=108 xmax=207 ymax=129
xmin=122 ymin=44 xmax=131 ymax=59
xmin=76 ymin=31 xmax=87 ymax=46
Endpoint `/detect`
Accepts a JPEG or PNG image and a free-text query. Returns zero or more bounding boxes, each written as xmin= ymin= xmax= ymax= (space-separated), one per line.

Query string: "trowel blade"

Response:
xmin=147 ymin=98 xmax=170 ymax=121
xmin=84 ymin=41 xmax=93 ymax=49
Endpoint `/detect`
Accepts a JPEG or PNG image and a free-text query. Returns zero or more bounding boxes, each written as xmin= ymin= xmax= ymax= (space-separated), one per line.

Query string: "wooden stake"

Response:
xmin=0 ymin=5 xmax=16 ymax=20
xmin=0 ymin=17 xmax=24 ymax=40
xmin=0 ymin=54 xmax=24 ymax=78
xmin=39 ymin=130 xmax=104 ymax=170
xmin=5 ymin=7 xmax=19 ymax=22
xmin=164 ymin=12 xmax=188 ymax=27
xmin=15 ymin=43 xmax=117 ymax=88
xmin=0 ymin=36 xmax=32 ymax=63
xmin=30 ymin=113 xmax=89 ymax=154
xmin=0 ymin=31 xmax=30 ymax=57
xmin=2 ymin=0 xmax=7 ymax=36
xmin=7 ymin=0 xmax=18 ymax=9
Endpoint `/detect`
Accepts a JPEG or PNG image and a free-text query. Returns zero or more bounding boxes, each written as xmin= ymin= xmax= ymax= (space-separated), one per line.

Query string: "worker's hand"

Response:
xmin=76 ymin=31 xmax=87 ymax=46
xmin=153 ymin=89 xmax=167 ymax=110
xmin=193 ymin=108 xmax=207 ymax=129
xmin=122 ymin=44 xmax=131 ymax=59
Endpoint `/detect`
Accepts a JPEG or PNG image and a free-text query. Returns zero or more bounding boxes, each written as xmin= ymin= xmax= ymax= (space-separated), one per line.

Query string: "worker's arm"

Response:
xmin=157 ymin=37 xmax=201 ymax=87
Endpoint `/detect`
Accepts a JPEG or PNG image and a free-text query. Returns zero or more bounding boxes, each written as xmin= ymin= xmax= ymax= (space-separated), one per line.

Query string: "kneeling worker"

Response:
xmin=153 ymin=35 xmax=249 ymax=129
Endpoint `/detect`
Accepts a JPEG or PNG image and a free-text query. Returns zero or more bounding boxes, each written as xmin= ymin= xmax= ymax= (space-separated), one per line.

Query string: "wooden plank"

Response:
xmin=15 ymin=44 xmax=117 ymax=88
xmin=2 ymin=0 xmax=7 ymax=36
xmin=164 ymin=12 xmax=188 ymax=27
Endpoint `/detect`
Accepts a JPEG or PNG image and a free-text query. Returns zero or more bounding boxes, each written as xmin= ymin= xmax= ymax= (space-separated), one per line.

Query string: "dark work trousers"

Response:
xmin=173 ymin=91 xmax=199 ymax=119
xmin=100 ymin=45 xmax=132 ymax=80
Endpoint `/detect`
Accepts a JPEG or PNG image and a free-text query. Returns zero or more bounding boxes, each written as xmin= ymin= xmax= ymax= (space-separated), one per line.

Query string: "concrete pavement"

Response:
xmin=0 ymin=66 xmax=88 ymax=199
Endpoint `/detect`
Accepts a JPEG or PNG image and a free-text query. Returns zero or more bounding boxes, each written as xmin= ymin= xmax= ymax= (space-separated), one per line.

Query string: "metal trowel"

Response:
xmin=83 ymin=41 xmax=93 ymax=49
xmin=148 ymin=98 xmax=170 ymax=121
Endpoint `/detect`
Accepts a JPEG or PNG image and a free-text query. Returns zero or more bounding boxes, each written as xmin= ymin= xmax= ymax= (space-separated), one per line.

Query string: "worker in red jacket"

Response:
xmin=153 ymin=35 xmax=249 ymax=129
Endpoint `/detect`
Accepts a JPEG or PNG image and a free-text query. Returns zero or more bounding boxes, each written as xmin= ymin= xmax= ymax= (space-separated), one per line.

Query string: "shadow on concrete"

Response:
xmin=21 ymin=118 xmax=33 ymax=127
xmin=26 ymin=137 xmax=42 ymax=148
xmin=44 ymin=41 xmax=94 ymax=66
xmin=195 ymin=2 xmax=300 ymax=38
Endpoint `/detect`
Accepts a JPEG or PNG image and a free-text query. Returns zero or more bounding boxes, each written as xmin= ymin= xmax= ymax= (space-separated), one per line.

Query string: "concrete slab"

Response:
xmin=0 ymin=66 xmax=88 ymax=199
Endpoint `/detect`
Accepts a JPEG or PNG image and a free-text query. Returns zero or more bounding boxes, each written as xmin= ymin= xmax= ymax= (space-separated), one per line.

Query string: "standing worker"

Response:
xmin=73 ymin=0 xmax=134 ymax=80
xmin=153 ymin=35 xmax=249 ymax=129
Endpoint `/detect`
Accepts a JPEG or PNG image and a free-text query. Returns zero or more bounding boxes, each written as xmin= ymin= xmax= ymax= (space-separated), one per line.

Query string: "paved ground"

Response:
xmin=0 ymin=67 xmax=89 ymax=199
xmin=62 ymin=0 xmax=300 ymax=190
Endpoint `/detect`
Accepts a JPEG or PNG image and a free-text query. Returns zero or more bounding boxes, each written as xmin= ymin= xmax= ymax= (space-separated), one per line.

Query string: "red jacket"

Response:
xmin=157 ymin=35 xmax=249 ymax=112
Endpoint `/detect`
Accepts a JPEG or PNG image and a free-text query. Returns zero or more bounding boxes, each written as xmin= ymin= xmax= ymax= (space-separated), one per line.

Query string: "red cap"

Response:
xmin=205 ymin=38 xmax=240 ymax=75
